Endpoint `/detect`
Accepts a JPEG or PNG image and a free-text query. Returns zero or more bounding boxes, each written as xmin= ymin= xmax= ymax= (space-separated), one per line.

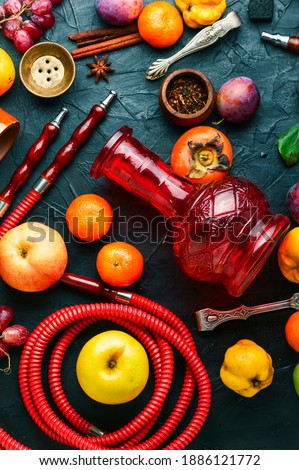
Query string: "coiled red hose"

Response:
xmin=0 ymin=299 xmax=211 ymax=450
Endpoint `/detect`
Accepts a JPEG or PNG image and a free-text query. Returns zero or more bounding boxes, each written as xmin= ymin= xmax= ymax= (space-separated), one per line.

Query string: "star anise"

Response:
xmin=86 ymin=55 xmax=115 ymax=83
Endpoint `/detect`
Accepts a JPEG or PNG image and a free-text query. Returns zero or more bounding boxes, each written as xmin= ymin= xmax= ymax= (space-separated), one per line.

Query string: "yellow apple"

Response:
xmin=0 ymin=222 xmax=68 ymax=292
xmin=76 ymin=330 xmax=149 ymax=404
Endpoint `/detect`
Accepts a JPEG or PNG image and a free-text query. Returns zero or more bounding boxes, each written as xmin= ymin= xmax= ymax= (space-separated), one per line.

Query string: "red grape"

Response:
xmin=3 ymin=18 xmax=22 ymax=40
xmin=31 ymin=11 xmax=55 ymax=29
xmin=31 ymin=0 xmax=53 ymax=15
xmin=4 ymin=0 xmax=21 ymax=15
xmin=13 ymin=28 xmax=34 ymax=53
xmin=51 ymin=0 xmax=64 ymax=4
xmin=0 ymin=306 xmax=14 ymax=332
xmin=1 ymin=324 xmax=29 ymax=347
xmin=23 ymin=19 xmax=43 ymax=40
xmin=0 ymin=339 xmax=9 ymax=358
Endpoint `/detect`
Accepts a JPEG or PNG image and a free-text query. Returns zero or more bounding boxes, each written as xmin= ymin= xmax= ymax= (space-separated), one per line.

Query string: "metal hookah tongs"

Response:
xmin=146 ymin=11 xmax=242 ymax=80
xmin=0 ymin=91 xmax=117 ymax=238
xmin=0 ymin=107 xmax=68 ymax=218
xmin=195 ymin=292 xmax=299 ymax=332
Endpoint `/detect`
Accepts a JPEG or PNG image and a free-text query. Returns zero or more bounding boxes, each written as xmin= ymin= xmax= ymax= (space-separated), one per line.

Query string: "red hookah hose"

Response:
xmin=0 ymin=189 xmax=41 ymax=239
xmin=0 ymin=301 xmax=211 ymax=450
xmin=48 ymin=315 xmax=196 ymax=448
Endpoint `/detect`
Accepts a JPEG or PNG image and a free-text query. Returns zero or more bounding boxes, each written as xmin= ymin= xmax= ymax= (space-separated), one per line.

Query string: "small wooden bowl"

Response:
xmin=158 ymin=69 xmax=216 ymax=127
xmin=19 ymin=42 xmax=76 ymax=98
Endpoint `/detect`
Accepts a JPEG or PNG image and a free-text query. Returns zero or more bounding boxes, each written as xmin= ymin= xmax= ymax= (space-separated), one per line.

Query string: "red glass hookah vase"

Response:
xmin=91 ymin=126 xmax=290 ymax=297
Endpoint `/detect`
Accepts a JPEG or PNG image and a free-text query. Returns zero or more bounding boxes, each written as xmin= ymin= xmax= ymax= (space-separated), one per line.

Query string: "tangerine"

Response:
xmin=96 ymin=241 xmax=144 ymax=287
xmin=285 ymin=311 xmax=299 ymax=353
xmin=66 ymin=194 xmax=113 ymax=242
xmin=137 ymin=1 xmax=184 ymax=48
xmin=0 ymin=48 xmax=15 ymax=96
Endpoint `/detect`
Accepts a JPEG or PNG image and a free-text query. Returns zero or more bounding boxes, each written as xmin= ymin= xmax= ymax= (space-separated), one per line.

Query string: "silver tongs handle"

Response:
xmin=146 ymin=11 xmax=242 ymax=80
xmin=195 ymin=293 xmax=299 ymax=332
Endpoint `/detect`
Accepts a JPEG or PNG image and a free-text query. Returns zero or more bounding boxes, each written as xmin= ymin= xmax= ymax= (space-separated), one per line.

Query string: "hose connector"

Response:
xmin=261 ymin=32 xmax=289 ymax=49
xmin=33 ymin=176 xmax=52 ymax=195
xmin=100 ymin=90 xmax=117 ymax=110
xmin=51 ymin=107 xmax=69 ymax=128
xmin=0 ymin=200 xmax=9 ymax=218
xmin=89 ymin=425 xmax=105 ymax=437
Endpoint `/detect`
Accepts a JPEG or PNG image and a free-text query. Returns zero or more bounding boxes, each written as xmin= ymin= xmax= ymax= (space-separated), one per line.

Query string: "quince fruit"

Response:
xmin=175 ymin=0 xmax=226 ymax=28
xmin=220 ymin=339 xmax=274 ymax=398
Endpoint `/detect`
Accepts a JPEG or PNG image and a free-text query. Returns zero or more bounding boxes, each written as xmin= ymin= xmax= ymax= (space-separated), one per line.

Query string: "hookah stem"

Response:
xmin=261 ymin=32 xmax=299 ymax=53
xmin=0 ymin=91 xmax=117 ymax=239
xmin=61 ymin=272 xmax=199 ymax=338
xmin=61 ymin=271 xmax=133 ymax=303
xmin=0 ymin=107 xmax=68 ymax=218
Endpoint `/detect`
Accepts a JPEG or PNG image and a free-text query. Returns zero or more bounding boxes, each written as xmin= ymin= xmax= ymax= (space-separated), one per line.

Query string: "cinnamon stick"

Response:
xmin=68 ymin=22 xmax=138 ymax=42
xmin=72 ymin=32 xmax=144 ymax=60
xmin=77 ymin=37 xmax=109 ymax=47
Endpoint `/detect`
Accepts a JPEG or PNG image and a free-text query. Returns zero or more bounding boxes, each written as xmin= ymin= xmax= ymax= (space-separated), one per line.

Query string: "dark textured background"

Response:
xmin=0 ymin=0 xmax=299 ymax=450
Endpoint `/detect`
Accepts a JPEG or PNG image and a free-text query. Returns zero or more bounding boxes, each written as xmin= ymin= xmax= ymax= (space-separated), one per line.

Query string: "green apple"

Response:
xmin=293 ymin=362 xmax=299 ymax=396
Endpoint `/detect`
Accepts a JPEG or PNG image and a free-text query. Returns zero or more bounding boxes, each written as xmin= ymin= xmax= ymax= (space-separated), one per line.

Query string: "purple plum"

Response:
xmin=286 ymin=182 xmax=299 ymax=224
xmin=94 ymin=0 xmax=143 ymax=26
xmin=216 ymin=76 xmax=260 ymax=124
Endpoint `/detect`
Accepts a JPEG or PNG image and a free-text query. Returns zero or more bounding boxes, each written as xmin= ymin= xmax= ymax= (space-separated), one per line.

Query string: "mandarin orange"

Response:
xmin=0 ymin=48 xmax=15 ymax=96
xmin=137 ymin=1 xmax=184 ymax=48
xmin=96 ymin=241 xmax=144 ymax=287
xmin=66 ymin=194 xmax=113 ymax=242
xmin=285 ymin=311 xmax=299 ymax=353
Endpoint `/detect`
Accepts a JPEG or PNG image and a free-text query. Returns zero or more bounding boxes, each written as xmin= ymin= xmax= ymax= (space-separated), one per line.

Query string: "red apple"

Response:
xmin=0 ymin=222 xmax=68 ymax=292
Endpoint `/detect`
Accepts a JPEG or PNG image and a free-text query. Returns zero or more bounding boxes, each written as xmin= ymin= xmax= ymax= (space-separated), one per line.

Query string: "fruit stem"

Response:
xmin=0 ymin=1 xmax=34 ymax=25
xmin=108 ymin=346 xmax=125 ymax=368
xmin=212 ymin=117 xmax=225 ymax=126
xmin=0 ymin=347 xmax=11 ymax=375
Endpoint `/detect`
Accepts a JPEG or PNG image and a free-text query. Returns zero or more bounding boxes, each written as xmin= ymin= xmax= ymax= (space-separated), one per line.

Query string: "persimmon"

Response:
xmin=170 ymin=126 xmax=233 ymax=184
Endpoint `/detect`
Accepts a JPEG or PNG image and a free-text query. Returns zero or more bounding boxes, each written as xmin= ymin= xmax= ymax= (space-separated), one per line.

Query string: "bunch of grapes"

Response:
xmin=0 ymin=0 xmax=64 ymax=54
xmin=0 ymin=305 xmax=29 ymax=374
